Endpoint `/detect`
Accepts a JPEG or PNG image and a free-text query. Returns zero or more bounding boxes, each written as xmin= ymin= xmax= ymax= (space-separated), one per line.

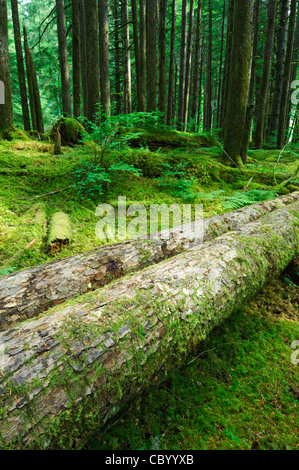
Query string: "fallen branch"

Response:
xmin=0 ymin=201 xmax=298 ymax=449
xmin=0 ymin=192 xmax=299 ymax=330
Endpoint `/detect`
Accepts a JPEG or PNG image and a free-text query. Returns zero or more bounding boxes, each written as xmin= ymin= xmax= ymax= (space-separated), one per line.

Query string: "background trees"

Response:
xmin=1 ymin=0 xmax=298 ymax=157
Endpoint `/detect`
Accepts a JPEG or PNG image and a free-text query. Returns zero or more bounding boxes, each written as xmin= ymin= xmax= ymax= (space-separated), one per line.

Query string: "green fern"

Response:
xmin=221 ymin=190 xmax=277 ymax=210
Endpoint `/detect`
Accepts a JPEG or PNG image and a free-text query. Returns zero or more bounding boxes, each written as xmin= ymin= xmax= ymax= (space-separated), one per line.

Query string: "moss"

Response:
xmin=51 ymin=117 xmax=86 ymax=147
xmin=0 ymin=127 xmax=29 ymax=142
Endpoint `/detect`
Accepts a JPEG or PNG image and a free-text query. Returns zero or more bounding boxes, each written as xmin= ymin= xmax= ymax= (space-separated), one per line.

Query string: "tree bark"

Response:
xmin=56 ymin=0 xmax=72 ymax=116
xmin=203 ymin=0 xmax=213 ymax=131
xmin=72 ymin=0 xmax=81 ymax=118
xmin=255 ymin=0 xmax=277 ymax=149
xmin=183 ymin=0 xmax=194 ymax=131
xmin=139 ymin=0 xmax=146 ymax=112
xmin=11 ymin=0 xmax=31 ymax=131
xmin=177 ymin=0 xmax=187 ymax=129
xmin=0 ymin=0 xmax=14 ymax=134
xmin=190 ymin=0 xmax=202 ymax=130
xmin=158 ymin=0 xmax=168 ymax=118
xmin=79 ymin=0 xmax=88 ymax=118
xmin=223 ymin=0 xmax=254 ymax=163
xmin=166 ymin=0 xmax=176 ymax=125
xmin=146 ymin=0 xmax=157 ymax=112
xmin=98 ymin=0 xmax=111 ymax=118
xmin=84 ymin=0 xmax=100 ymax=123
xmin=1 ymin=192 xmax=299 ymax=331
xmin=277 ymin=0 xmax=297 ymax=149
xmin=122 ymin=0 xmax=132 ymax=114
xmin=0 ymin=201 xmax=298 ymax=449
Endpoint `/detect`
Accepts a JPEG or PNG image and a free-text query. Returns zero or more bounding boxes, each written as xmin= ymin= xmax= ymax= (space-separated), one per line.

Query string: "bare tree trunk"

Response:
xmin=11 ymin=0 xmax=31 ymax=131
xmin=204 ymin=0 xmax=212 ymax=131
xmin=158 ymin=0 xmax=168 ymax=118
xmin=277 ymin=0 xmax=297 ymax=149
xmin=216 ymin=0 xmax=226 ymax=127
xmin=146 ymin=0 xmax=157 ymax=111
xmin=166 ymin=0 xmax=176 ymax=125
xmin=72 ymin=0 xmax=81 ymax=118
xmin=79 ymin=0 xmax=88 ymax=118
xmin=269 ymin=0 xmax=290 ymax=140
xmin=183 ymin=0 xmax=194 ymax=131
xmin=56 ymin=0 xmax=72 ymax=116
xmin=23 ymin=26 xmax=44 ymax=134
xmin=220 ymin=0 xmax=234 ymax=136
xmin=139 ymin=0 xmax=146 ymax=112
xmin=122 ymin=0 xmax=132 ymax=114
xmin=0 ymin=0 xmax=14 ymax=134
xmin=98 ymin=0 xmax=111 ymax=118
xmin=255 ymin=0 xmax=277 ymax=149
xmin=190 ymin=1 xmax=202 ymax=130
xmin=240 ymin=0 xmax=260 ymax=163
xmin=177 ymin=0 xmax=187 ymax=129
xmin=113 ymin=0 xmax=122 ymax=115
xmin=131 ymin=0 xmax=140 ymax=111
xmin=84 ymin=0 xmax=100 ymax=123
xmin=0 ymin=201 xmax=298 ymax=449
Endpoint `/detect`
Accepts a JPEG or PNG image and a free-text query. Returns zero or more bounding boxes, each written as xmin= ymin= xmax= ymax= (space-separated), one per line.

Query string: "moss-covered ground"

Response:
xmin=0 ymin=130 xmax=298 ymax=275
xmin=88 ymin=276 xmax=299 ymax=451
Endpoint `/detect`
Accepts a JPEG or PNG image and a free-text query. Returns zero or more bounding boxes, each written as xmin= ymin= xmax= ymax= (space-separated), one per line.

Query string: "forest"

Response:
xmin=0 ymin=0 xmax=298 ymax=452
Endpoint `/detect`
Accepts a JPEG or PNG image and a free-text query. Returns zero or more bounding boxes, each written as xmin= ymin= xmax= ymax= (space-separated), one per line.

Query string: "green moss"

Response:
xmin=51 ymin=117 xmax=86 ymax=146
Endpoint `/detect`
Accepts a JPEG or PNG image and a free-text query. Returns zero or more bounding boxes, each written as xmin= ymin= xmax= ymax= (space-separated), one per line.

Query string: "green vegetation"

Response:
xmin=88 ymin=276 xmax=299 ymax=451
xmin=0 ymin=129 xmax=299 ymax=275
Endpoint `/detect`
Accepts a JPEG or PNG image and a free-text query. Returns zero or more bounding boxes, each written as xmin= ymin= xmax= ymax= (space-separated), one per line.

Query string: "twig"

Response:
xmin=273 ymin=142 xmax=288 ymax=185
xmin=22 ymin=185 xmax=75 ymax=200
xmin=188 ymin=347 xmax=216 ymax=365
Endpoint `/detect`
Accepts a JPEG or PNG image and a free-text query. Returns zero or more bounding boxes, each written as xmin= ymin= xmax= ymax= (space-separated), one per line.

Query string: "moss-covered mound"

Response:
xmin=51 ymin=117 xmax=86 ymax=147
xmin=0 ymin=126 xmax=29 ymax=142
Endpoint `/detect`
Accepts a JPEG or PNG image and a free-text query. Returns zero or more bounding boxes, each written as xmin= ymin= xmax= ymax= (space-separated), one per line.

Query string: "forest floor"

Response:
xmin=0 ymin=129 xmax=298 ymax=450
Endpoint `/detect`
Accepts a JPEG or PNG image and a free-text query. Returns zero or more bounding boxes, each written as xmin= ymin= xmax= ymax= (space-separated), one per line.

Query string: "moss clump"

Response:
xmin=47 ymin=212 xmax=73 ymax=253
xmin=0 ymin=127 xmax=29 ymax=141
xmin=51 ymin=117 xmax=86 ymax=147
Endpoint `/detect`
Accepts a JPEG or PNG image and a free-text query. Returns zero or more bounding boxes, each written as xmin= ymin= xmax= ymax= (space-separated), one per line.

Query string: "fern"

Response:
xmin=221 ymin=190 xmax=277 ymax=210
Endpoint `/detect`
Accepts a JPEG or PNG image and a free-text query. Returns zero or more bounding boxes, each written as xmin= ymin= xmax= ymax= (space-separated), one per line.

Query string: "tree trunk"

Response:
xmin=146 ymin=0 xmax=157 ymax=112
xmin=1 ymin=192 xmax=299 ymax=331
xmin=240 ymin=0 xmax=260 ymax=163
xmin=204 ymin=0 xmax=212 ymax=131
xmin=84 ymin=0 xmax=100 ymax=123
xmin=166 ymin=0 xmax=176 ymax=125
xmin=0 ymin=201 xmax=298 ymax=449
xmin=277 ymin=0 xmax=297 ymax=149
xmin=11 ymin=0 xmax=31 ymax=131
xmin=255 ymin=0 xmax=277 ymax=149
xmin=122 ymin=0 xmax=132 ymax=114
xmin=269 ymin=0 xmax=290 ymax=141
xmin=190 ymin=0 xmax=202 ymax=131
xmin=216 ymin=0 xmax=226 ymax=127
xmin=0 ymin=0 xmax=14 ymax=134
xmin=219 ymin=0 xmax=234 ymax=135
xmin=138 ymin=0 xmax=146 ymax=112
xmin=79 ymin=0 xmax=88 ymax=118
xmin=131 ymin=0 xmax=140 ymax=111
xmin=23 ymin=26 xmax=44 ymax=134
xmin=183 ymin=0 xmax=194 ymax=131
xmin=158 ymin=0 xmax=168 ymax=118
xmin=98 ymin=0 xmax=111 ymax=119
xmin=177 ymin=0 xmax=187 ymax=129
xmin=56 ymin=0 xmax=72 ymax=116
xmin=113 ymin=0 xmax=122 ymax=115
xmin=72 ymin=0 xmax=81 ymax=118
xmin=223 ymin=0 xmax=254 ymax=164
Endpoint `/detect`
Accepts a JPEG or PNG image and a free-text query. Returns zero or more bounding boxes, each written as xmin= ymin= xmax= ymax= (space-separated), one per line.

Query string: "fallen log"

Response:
xmin=0 ymin=202 xmax=298 ymax=449
xmin=47 ymin=212 xmax=72 ymax=254
xmin=0 ymin=192 xmax=299 ymax=330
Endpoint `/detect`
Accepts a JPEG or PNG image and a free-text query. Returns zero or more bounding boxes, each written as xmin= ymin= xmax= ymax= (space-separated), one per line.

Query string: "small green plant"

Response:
xmin=155 ymin=162 xmax=200 ymax=202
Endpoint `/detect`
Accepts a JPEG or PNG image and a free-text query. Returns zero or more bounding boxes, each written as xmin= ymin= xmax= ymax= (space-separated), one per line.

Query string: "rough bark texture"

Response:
xmin=56 ymin=0 xmax=72 ymax=116
xmin=98 ymin=0 xmax=111 ymax=118
xmin=72 ymin=0 xmax=81 ymax=118
xmin=0 ymin=0 xmax=14 ymax=133
xmin=146 ymin=0 xmax=157 ymax=112
xmin=1 ymin=192 xmax=299 ymax=331
xmin=84 ymin=0 xmax=100 ymax=123
xmin=0 ymin=201 xmax=298 ymax=449
xmin=177 ymin=0 xmax=187 ymax=129
xmin=122 ymin=0 xmax=132 ymax=114
xmin=158 ymin=0 xmax=168 ymax=118
xmin=11 ymin=0 xmax=31 ymax=131
xmin=138 ymin=0 xmax=146 ymax=112
xmin=166 ymin=0 xmax=176 ymax=125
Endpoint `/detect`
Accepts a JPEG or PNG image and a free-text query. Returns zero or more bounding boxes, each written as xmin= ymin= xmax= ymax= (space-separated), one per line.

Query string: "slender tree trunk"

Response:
xmin=158 ymin=0 xmax=168 ymax=118
xmin=0 ymin=0 xmax=14 ymax=134
xmin=177 ymin=0 xmax=188 ymax=128
xmin=190 ymin=1 xmax=202 ymax=130
xmin=204 ymin=0 xmax=212 ymax=131
xmin=113 ymin=0 xmax=122 ymax=115
xmin=166 ymin=0 xmax=176 ymax=125
xmin=286 ymin=9 xmax=299 ymax=135
xmin=131 ymin=0 xmax=140 ymax=111
xmin=84 ymin=0 xmax=100 ymax=123
xmin=277 ymin=0 xmax=297 ymax=148
xmin=98 ymin=0 xmax=111 ymax=118
xmin=216 ymin=0 xmax=226 ymax=127
xmin=11 ymin=0 xmax=31 ymax=131
xmin=223 ymin=0 xmax=254 ymax=163
xmin=79 ymin=0 xmax=87 ymax=118
xmin=139 ymin=0 xmax=146 ymax=112
xmin=146 ymin=0 xmax=157 ymax=112
xmin=23 ymin=26 xmax=44 ymax=134
xmin=255 ymin=0 xmax=277 ymax=149
xmin=56 ymin=0 xmax=72 ymax=116
xmin=240 ymin=0 xmax=260 ymax=163
xmin=183 ymin=0 xmax=194 ymax=131
xmin=220 ymin=0 xmax=234 ymax=135
xmin=72 ymin=0 xmax=81 ymax=118
xmin=122 ymin=0 xmax=132 ymax=114
xmin=269 ymin=0 xmax=290 ymax=140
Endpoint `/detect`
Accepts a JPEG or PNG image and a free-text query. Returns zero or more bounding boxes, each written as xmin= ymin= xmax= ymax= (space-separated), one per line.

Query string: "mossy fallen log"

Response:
xmin=0 ymin=202 xmax=298 ymax=449
xmin=0 ymin=192 xmax=299 ymax=330
xmin=47 ymin=212 xmax=72 ymax=254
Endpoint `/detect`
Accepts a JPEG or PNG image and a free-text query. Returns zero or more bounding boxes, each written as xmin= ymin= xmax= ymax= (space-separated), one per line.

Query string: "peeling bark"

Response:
xmin=0 ymin=192 xmax=299 ymax=331
xmin=0 ymin=201 xmax=298 ymax=449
